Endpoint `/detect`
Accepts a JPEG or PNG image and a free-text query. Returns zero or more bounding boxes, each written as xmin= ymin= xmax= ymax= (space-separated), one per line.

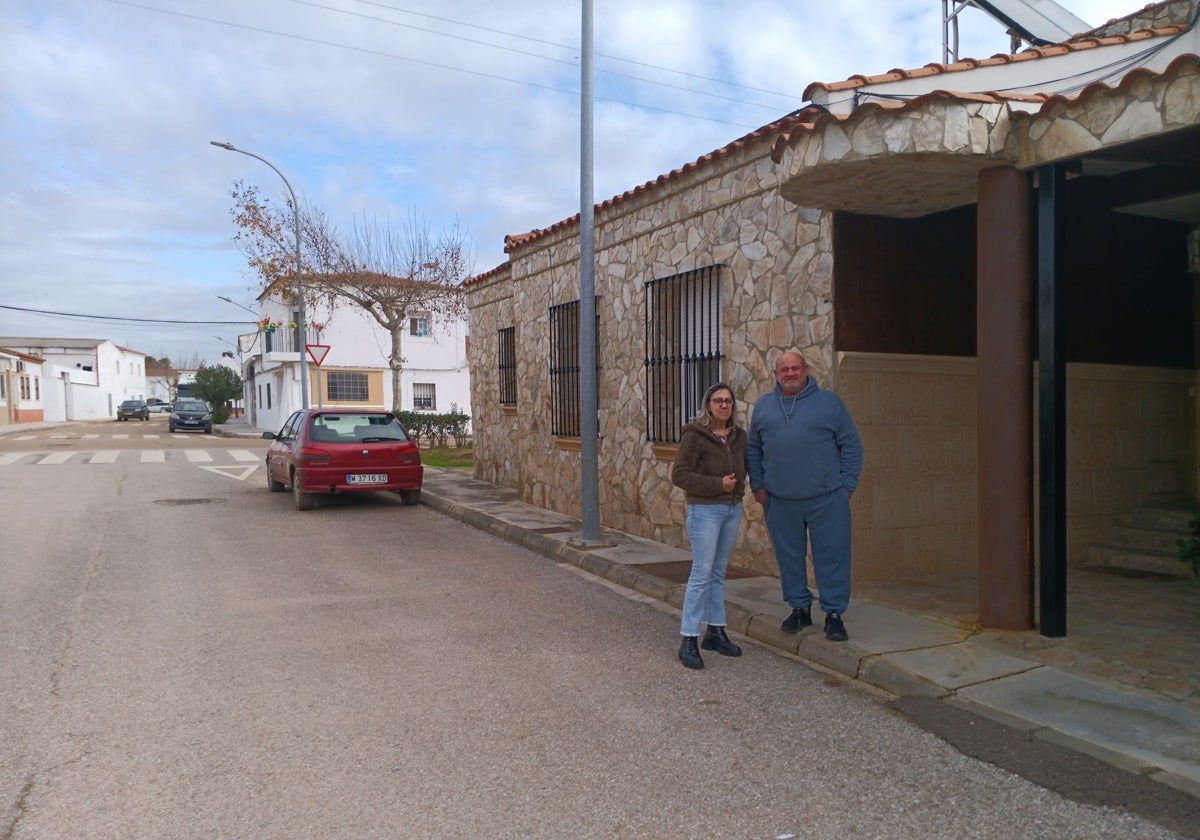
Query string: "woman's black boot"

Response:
xmin=678 ymin=635 xmax=704 ymax=669
xmin=701 ymin=625 xmax=742 ymax=657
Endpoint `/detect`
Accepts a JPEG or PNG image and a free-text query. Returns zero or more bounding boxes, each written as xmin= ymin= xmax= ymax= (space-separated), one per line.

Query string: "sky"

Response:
xmin=0 ymin=0 xmax=1143 ymax=366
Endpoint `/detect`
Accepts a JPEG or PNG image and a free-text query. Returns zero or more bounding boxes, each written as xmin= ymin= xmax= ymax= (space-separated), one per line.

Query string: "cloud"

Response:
xmin=0 ymin=0 xmax=1144 ymax=363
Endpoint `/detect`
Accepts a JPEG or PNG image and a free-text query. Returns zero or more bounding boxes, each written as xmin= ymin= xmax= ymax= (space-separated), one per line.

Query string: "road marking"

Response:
xmin=185 ymin=450 xmax=213 ymax=463
xmin=0 ymin=452 xmax=26 ymax=465
xmin=229 ymin=450 xmax=259 ymax=462
xmin=143 ymin=434 xmax=160 ymax=439
xmin=82 ymin=434 xmax=99 ymax=439
xmin=199 ymin=465 xmax=258 ymax=481
xmin=140 ymin=450 xmax=165 ymax=463
xmin=49 ymin=434 xmax=71 ymax=439
xmin=114 ymin=434 xmax=130 ymax=439
xmin=90 ymin=450 xmax=120 ymax=464
xmin=12 ymin=435 xmax=37 ymax=441
xmin=37 ymin=452 xmax=73 ymax=464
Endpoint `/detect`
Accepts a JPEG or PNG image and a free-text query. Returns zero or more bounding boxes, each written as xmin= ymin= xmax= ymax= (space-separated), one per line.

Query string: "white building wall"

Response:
xmin=245 ymin=295 xmax=471 ymax=433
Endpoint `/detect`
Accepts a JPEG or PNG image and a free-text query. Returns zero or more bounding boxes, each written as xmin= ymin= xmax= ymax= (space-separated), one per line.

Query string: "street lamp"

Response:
xmin=210 ymin=141 xmax=310 ymax=409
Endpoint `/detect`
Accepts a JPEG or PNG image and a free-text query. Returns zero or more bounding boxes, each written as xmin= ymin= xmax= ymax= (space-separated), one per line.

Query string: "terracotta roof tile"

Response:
xmin=803 ymin=24 xmax=1190 ymax=98
xmin=463 ymin=260 xmax=511 ymax=289
xmin=497 ymin=110 xmax=820 ymax=255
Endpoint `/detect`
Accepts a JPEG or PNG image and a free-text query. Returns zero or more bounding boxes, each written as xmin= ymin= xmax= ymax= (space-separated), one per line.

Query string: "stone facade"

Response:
xmin=466 ymin=44 xmax=1200 ymax=589
xmin=468 ymin=129 xmax=834 ymax=576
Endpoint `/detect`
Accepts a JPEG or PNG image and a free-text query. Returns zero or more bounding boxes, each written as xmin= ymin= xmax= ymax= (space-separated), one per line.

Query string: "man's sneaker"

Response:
xmin=781 ymin=606 xmax=812 ymax=634
xmin=824 ymin=612 xmax=848 ymax=642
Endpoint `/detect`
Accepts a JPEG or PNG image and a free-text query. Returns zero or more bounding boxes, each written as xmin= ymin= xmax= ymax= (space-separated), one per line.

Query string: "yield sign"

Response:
xmin=306 ymin=344 xmax=331 ymax=366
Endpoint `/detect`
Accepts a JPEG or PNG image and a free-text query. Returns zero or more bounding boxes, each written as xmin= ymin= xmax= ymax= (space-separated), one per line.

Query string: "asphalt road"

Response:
xmin=0 ymin=423 xmax=1190 ymax=839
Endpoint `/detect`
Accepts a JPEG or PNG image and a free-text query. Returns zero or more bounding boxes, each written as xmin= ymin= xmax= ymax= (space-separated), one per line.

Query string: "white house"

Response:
xmin=0 ymin=347 xmax=46 ymax=425
xmin=0 ymin=338 xmax=148 ymax=421
xmin=237 ymin=293 xmax=471 ymax=433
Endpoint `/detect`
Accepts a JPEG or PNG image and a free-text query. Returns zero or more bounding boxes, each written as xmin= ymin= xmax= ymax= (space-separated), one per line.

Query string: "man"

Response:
xmin=746 ymin=351 xmax=863 ymax=642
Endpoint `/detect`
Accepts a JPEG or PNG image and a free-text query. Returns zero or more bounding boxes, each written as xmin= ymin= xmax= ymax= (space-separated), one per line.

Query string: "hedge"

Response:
xmin=394 ymin=407 xmax=471 ymax=448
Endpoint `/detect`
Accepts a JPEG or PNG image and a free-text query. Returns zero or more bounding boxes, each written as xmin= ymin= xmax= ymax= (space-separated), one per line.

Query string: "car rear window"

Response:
xmin=309 ymin=414 xmax=409 ymax=443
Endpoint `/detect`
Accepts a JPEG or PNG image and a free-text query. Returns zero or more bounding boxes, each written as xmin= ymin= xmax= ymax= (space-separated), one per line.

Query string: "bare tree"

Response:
xmin=227 ymin=183 xmax=472 ymax=412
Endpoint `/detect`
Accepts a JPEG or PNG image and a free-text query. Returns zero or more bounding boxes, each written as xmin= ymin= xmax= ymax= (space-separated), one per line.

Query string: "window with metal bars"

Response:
xmin=413 ymin=382 xmax=436 ymax=410
xmin=549 ymin=299 xmax=598 ymax=437
xmin=326 ymin=371 xmax=369 ymax=402
xmin=498 ymin=326 xmax=517 ymax=405
xmin=644 ymin=265 xmax=724 ymax=444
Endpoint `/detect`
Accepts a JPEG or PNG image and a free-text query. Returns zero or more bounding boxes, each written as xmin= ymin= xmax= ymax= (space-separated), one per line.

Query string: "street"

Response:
xmin=0 ymin=422 xmax=1188 ymax=839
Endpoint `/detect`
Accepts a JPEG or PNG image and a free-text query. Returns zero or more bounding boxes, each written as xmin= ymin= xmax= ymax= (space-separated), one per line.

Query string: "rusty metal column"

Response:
xmin=976 ymin=166 xmax=1034 ymax=630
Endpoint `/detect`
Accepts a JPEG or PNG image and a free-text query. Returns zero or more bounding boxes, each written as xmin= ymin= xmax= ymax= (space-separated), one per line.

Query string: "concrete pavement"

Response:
xmin=9 ymin=417 xmax=1199 ymax=800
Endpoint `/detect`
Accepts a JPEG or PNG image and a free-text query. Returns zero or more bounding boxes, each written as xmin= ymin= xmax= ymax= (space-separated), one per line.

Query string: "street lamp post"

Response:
xmin=210 ymin=141 xmax=310 ymax=409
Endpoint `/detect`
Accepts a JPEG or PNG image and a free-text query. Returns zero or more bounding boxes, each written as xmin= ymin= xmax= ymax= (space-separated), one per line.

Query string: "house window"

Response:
xmin=0 ymin=375 xmax=6 ymax=400
xmin=34 ymin=378 xmax=39 ymax=400
xmin=498 ymin=326 xmax=517 ymax=406
xmin=266 ymin=383 xmax=272 ymax=410
xmin=413 ymin=383 xmax=436 ymax=410
xmin=644 ymin=265 xmax=724 ymax=444
xmin=549 ymin=298 xmax=599 ymax=437
xmin=19 ymin=375 xmax=31 ymax=400
xmin=410 ymin=312 xmax=431 ymax=337
xmin=326 ymin=371 xmax=369 ymax=402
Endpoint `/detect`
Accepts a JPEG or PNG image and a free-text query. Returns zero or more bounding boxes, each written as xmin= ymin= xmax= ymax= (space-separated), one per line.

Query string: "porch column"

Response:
xmin=976 ymin=166 xmax=1034 ymax=630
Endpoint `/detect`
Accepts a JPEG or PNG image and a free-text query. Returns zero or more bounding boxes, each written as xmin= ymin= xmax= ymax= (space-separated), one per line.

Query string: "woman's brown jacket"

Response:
xmin=670 ymin=421 xmax=747 ymax=505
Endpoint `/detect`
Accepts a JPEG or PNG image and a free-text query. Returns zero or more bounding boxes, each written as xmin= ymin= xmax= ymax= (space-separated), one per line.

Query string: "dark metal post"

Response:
xmin=1037 ymin=163 xmax=1067 ymax=637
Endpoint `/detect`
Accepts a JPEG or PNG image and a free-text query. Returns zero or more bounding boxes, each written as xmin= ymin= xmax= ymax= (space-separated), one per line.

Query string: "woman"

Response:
xmin=670 ymin=382 xmax=747 ymax=669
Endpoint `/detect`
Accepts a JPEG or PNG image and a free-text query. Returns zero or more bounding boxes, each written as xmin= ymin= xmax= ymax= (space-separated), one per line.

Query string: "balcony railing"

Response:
xmin=262 ymin=327 xmax=322 ymax=355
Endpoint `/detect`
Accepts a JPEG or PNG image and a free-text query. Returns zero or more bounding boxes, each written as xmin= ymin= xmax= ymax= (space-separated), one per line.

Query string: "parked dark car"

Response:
xmin=262 ymin=409 xmax=423 ymax=511
xmin=117 ymin=399 xmax=149 ymax=421
xmin=169 ymin=399 xmax=213 ymax=434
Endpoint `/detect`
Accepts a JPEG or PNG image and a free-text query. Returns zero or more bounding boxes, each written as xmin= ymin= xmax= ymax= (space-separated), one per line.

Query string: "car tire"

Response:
xmin=204 ymin=426 xmax=213 ymax=434
xmin=267 ymin=465 xmax=285 ymax=493
xmin=399 ymin=489 xmax=421 ymax=506
xmin=169 ymin=426 xmax=175 ymax=433
xmin=292 ymin=474 xmax=315 ymax=511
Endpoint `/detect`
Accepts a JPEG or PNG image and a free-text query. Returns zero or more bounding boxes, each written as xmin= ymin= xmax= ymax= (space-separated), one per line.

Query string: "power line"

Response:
xmin=99 ymin=0 xmax=785 ymax=130
xmin=0 ymin=304 xmax=252 ymax=327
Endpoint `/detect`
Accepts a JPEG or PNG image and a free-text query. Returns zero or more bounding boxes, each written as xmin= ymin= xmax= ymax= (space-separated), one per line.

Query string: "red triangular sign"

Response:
xmin=306 ymin=344 xmax=331 ymax=366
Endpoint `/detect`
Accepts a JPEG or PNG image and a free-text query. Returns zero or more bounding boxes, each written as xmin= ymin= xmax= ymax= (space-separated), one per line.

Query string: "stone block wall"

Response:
xmin=467 ymin=136 xmax=834 ymax=577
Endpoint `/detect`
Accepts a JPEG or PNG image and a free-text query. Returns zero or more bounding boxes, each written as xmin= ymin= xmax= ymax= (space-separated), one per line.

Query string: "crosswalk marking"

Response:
xmin=13 ymin=435 xmax=37 ymax=441
xmin=230 ymin=450 xmax=259 ymax=462
xmin=82 ymin=434 xmax=99 ymax=439
xmin=0 ymin=453 xmax=25 ymax=465
xmin=114 ymin=434 xmax=129 ymax=439
xmin=185 ymin=450 xmax=213 ymax=463
xmin=140 ymin=450 xmax=165 ymax=463
xmin=143 ymin=434 xmax=160 ymax=439
xmin=90 ymin=450 xmax=120 ymax=464
xmin=0 ymin=449 xmax=263 ymax=466
xmin=37 ymin=452 xmax=73 ymax=465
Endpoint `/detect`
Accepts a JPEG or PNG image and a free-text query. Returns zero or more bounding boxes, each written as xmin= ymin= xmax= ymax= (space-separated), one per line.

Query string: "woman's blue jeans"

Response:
xmin=680 ymin=501 xmax=743 ymax=636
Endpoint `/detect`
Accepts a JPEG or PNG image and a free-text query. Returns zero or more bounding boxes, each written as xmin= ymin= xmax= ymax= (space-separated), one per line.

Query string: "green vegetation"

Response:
xmin=188 ymin=365 xmax=243 ymax=424
xmin=421 ymin=446 xmax=473 ymax=468
xmin=1175 ymin=513 xmax=1200 ymax=577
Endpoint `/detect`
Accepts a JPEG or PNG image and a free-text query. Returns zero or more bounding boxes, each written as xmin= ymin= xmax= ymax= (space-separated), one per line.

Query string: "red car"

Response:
xmin=263 ymin=409 xmax=423 ymax=511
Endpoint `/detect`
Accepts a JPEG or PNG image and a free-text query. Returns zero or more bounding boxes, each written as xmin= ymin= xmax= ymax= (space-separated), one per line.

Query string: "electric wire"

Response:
xmin=0 ymin=303 xmax=253 ymax=327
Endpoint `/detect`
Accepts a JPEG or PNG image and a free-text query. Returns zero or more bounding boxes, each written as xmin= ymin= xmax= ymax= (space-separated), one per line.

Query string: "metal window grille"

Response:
xmin=549 ymin=299 xmax=599 ymax=437
xmin=413 ymin=382 xmax=436 ymax=410
xmin=644 ymin=265 xmax=724 ymax=444
xmin=498 ymin=327 xmax=517 ymax=405
xmin=410 ymin=314 xmax=431 ymax=337
xmin=325 ymin=371 xmax=369 ymax=402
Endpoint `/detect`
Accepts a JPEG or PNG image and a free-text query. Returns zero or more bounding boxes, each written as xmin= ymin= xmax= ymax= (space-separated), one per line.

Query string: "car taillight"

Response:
xmin=298 ymin=447 xmax=332 ymax=463
xmin=398 ymin=453 xmax=420 ymax=464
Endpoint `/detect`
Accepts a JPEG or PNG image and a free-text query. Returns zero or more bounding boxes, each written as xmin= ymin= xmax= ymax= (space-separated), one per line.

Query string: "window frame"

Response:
xmin=644 ymin=265 xmax=724 ymax=444
xmin=498 ymin=326 xmax=517 ymax=406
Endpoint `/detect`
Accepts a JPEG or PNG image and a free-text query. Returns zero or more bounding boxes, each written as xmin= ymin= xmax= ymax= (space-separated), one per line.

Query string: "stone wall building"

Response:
xmin=465 ymin=1 xmax=1200 ymax=631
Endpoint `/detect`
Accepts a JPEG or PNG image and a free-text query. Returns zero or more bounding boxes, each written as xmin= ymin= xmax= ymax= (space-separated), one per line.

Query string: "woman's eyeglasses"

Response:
xmin=710 ymin=398 xmax=734 ymax=405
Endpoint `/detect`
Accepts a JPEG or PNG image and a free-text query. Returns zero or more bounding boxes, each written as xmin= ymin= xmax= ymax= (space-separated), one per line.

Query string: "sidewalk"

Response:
xmin=417 ymin=465 xmax=1200 ymax=801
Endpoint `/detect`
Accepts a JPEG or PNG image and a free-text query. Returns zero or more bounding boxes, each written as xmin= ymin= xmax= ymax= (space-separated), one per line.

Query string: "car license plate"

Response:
xmin=347 ymin=474 xmax=387 ymax=484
